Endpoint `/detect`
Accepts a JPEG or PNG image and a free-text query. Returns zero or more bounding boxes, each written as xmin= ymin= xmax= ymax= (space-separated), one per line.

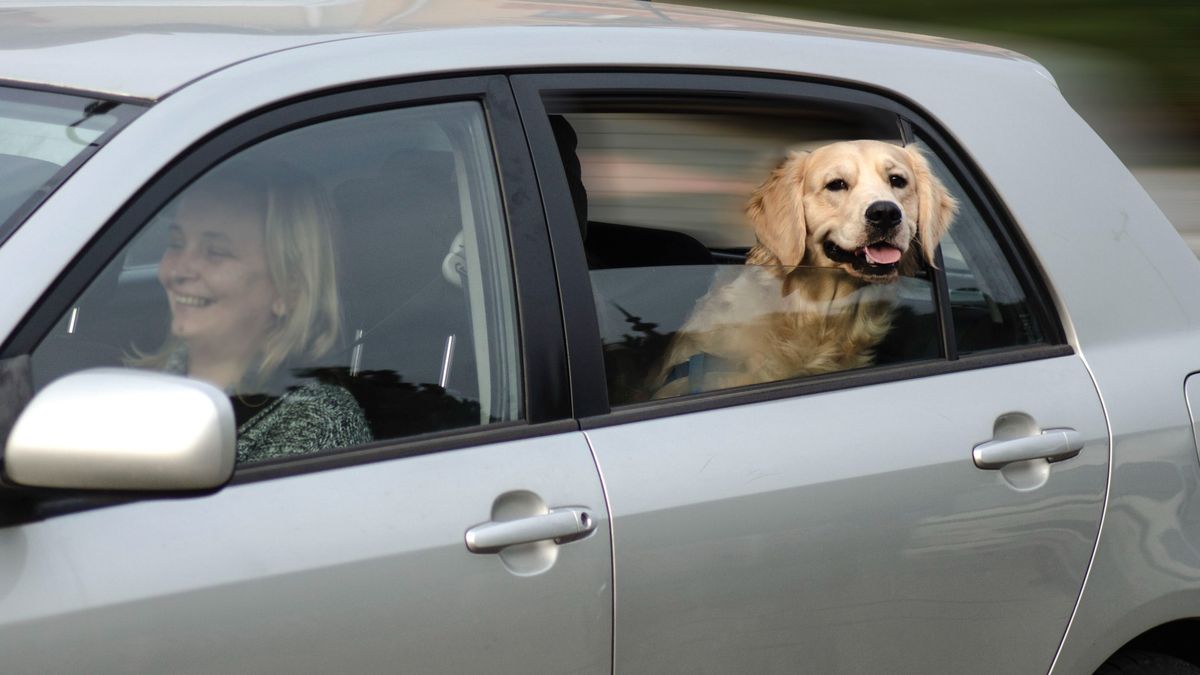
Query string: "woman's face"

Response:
xmin=157 ymin=184 xmax=282 ymax=362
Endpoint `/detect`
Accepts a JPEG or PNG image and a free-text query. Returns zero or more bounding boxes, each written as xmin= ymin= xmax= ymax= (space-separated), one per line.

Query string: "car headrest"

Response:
xmin=333 ymin=148 xmax=462 ymax=323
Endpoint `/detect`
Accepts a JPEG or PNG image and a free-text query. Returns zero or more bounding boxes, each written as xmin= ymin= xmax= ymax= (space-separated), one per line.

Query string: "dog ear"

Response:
xmin=747 ymin=151 xmax=809 ymax=268
xmin=905 ymin=145 xmax=958 ymax=265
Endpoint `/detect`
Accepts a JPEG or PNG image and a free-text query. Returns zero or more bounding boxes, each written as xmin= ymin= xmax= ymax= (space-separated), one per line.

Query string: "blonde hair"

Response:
xmin=132 ymin=159 xmax=342 ymax=388
xmin=253 ymin=163 xmax=341 ymax=376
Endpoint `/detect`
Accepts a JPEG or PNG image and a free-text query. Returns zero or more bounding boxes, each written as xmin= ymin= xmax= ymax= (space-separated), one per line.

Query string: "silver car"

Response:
xmin=1 ymin=1 xmax=1197 ymax=673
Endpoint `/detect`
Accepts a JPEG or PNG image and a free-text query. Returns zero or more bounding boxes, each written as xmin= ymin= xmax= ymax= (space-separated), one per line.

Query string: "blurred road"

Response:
xmin=1135 ymin=167 xmax=1200 ymax=256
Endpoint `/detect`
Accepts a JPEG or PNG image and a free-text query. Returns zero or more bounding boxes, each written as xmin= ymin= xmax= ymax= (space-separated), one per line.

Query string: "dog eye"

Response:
xmin=889 ymin=174 xmax=908 ymax=188
xmin=825 ymin=178 xmax=848 ymax=191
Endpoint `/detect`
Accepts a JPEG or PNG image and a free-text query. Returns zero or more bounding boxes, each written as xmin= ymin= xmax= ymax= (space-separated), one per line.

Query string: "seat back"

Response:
xmin=331 ymin=149 xmax=481 ymax=437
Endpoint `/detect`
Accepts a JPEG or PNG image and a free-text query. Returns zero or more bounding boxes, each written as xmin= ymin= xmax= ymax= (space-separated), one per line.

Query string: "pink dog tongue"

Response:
xmin=864 ymin=244 xmax=902 ymax=265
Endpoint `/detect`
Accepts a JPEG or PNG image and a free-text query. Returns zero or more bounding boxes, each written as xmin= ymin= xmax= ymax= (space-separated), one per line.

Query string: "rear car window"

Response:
xmin=541 ymin=94 xmax=1050 ymax=405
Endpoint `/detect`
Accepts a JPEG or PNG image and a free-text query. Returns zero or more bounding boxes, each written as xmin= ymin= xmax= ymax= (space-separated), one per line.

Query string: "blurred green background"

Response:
xmin=673 ymin=0 xmax=1200 ymax=167
xmin=670 ymin=0 xmax=1200 ymax=250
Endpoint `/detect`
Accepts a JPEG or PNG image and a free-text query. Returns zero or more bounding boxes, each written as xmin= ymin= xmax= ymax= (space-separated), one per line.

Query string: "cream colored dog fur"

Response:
xmin=652 ymin=140 xmax=958 ymax=398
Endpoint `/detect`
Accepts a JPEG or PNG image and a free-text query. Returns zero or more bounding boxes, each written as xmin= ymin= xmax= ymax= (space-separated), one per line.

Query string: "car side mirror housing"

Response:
xmin=4 ymin=368 xmax=235 ymax=491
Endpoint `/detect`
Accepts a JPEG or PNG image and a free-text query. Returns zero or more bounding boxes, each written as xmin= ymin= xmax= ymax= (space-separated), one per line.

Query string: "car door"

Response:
xmin=516 ymin=73 xmax=1108 ymax=674
xmin=0 ymin=77 xmax=611 ymax=674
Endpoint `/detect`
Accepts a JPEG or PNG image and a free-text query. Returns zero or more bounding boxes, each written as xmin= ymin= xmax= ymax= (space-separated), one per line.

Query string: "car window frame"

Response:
xmin=0 ymin=75 xmax=573 ymax=519
xmin=511 ymin=70 xmax=1071 ymax=427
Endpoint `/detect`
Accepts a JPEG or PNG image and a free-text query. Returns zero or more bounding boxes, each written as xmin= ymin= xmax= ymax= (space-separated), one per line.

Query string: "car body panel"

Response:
xmin=0 ymin=0 xmax=1037 ymax=100
xmin=1 ymin=2 xmax=1199 ymax=672
xmin=587 ymin=355 xmax=1108 ymax=673
xmin=0 ymin=433 xmax=612 ymax=674
xmin=1049 ymin=336 xmax=1200 ymax=674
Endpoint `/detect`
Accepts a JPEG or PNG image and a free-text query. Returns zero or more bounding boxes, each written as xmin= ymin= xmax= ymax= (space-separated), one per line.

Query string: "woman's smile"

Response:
xmin=170 ymin=292 xmax=214 ymax=308
xmin=157 ymin=182 xmax=283 ymax=389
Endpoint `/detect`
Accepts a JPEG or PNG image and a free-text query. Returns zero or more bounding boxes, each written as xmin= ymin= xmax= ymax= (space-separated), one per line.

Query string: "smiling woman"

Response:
xmin=23 ymin=98 xmax=525 ymax=468
xmin=133 ymin=159 xmax=371 ymax=463
xmin=158 ymin=173 xmax=289 ymax=390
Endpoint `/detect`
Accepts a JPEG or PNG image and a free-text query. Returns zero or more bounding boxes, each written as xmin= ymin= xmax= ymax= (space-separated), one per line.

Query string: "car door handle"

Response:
xmin=973 ymin=428 xmax=1084 ymax=469
xmin=465 ymin=507 xmax=596 ymax=553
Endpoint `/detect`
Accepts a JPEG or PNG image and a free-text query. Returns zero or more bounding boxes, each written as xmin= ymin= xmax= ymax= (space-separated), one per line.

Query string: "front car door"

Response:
xmin=0 ymin=77 xmax=610 ymax=673
xmin=516 ymin=72 xmax=1108 ymax=674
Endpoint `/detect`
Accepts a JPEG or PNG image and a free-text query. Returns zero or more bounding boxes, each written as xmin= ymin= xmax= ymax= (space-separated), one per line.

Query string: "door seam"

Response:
xmin=582 ymin=430 xmax=617 ymax=675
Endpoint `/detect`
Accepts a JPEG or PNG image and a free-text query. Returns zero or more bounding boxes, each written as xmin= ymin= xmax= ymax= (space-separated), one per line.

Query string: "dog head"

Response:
xmin=747 ymin=140 xmax=958 ymax=282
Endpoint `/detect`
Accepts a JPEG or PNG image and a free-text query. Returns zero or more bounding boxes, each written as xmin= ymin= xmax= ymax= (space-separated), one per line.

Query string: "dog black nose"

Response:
xmin=865 ymin=201 xmax=902 ymax=230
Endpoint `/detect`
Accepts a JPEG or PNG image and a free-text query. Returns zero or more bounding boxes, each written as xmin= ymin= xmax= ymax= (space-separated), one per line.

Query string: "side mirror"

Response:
xmin=4 ymin=368 xmax=235 ymax=491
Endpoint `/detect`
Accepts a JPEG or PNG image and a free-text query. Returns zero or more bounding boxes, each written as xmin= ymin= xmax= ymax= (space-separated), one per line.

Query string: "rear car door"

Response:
xmin=516 ymin=72 xmax=1108 ymax=674
xmin=0 ymin=77 xmax=610 ymax=673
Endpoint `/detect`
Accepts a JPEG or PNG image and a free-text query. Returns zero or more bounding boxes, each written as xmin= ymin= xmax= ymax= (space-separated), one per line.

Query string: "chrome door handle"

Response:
xmin=465 ymin=507 xmax=596 ymax=553
xmin=973 ymin=428 xmax=1084 ymax=469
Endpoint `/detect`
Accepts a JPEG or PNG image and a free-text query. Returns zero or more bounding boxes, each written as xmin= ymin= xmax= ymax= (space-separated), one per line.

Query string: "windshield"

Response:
xmin=0 ymin=85 xmax=141 ymax=242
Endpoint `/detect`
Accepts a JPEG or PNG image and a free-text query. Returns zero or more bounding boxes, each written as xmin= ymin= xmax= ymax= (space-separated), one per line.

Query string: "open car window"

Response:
xmin=542 ymin=94 xmax=1048 ymax=405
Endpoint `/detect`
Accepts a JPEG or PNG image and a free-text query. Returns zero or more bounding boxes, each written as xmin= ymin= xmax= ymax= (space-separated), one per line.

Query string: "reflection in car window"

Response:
xmin=912 ymin=139 xmax=1046 ymax=354
xmin=547 ymin=99 xmax=1045 ymax=404
xmin=0 ymin=86 xmax=139 ymax=237
xmin=29 ymin=101 xmax=522 ymax=463
xmin=599 ymin=264 xmax=939 ymax=402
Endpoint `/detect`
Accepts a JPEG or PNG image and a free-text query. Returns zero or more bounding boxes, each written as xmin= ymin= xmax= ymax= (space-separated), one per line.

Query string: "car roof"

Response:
xmin=0 ymin=0 xmax=1037 ymax=101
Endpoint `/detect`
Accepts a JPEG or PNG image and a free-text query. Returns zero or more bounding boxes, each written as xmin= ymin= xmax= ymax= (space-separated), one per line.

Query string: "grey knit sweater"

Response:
xmin=235 ymin=382 xmax=372 ymax=464
xmin=165 ymin=346 xmax=372 ymax=463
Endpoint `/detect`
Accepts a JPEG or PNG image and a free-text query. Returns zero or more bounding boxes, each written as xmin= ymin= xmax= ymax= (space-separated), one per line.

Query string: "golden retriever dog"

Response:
xmin=652 ymin=140 xmax=958 ymax=398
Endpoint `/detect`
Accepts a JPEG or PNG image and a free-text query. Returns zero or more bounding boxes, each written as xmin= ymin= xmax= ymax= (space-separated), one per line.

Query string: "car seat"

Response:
xmin=329 ymin=149 xmax=482 ymax=439
xmin=548 ymin=114 xmax=719 ymax=404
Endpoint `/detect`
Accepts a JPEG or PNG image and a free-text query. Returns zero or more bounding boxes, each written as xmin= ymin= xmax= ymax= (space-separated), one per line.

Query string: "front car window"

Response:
xmin=28 ymin=100 xmax=522 ymax=464
xmin=0 ymin=86 xmax=140 ymax=239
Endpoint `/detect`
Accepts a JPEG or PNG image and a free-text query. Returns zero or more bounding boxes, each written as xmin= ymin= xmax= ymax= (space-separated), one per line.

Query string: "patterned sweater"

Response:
xmin=235 ymin=382 xmax=372 ymax=464
xmin=164 ymin=346 xmax=371 ymax=463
